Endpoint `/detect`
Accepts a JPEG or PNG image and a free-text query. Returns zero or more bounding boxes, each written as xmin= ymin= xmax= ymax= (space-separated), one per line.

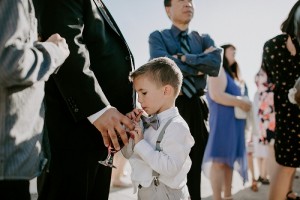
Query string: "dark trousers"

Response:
xmin=176 ymin=95 xmax=209 ymax=200
xmin=0 ymin=180 xmax=30 ymax=200
xmin=37 ymin=148 xmax=112 ymax=200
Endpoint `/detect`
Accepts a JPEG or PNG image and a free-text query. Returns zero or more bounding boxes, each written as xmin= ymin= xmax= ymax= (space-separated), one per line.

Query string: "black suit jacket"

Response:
xmin=36 ymin=0 xmax=134 ymax=151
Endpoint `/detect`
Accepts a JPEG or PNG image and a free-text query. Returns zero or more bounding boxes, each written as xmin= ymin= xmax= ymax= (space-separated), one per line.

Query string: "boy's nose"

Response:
xmin=137 ymin=97 xmax=142 ymax=103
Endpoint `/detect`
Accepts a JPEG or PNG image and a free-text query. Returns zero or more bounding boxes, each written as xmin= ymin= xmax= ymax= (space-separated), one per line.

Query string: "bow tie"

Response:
xmin=141 ymin=114 xmax=160 ymax=130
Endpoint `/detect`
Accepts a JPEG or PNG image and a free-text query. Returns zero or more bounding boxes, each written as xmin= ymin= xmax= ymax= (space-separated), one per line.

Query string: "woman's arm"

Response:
xmin=208 ymin=67 xmax=251 ymax=111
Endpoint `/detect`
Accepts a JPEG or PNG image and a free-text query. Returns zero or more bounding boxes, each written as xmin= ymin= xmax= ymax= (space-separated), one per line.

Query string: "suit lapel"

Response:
xmin=93 ymin=0 xmax=120 ymax=36
xmin=92 ymin=0 xmax=135 ymax=68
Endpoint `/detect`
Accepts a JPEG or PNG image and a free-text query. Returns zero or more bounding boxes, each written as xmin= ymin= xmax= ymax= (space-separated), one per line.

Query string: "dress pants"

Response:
xmin=0 ymin=180 xmax=30 ymax=200
xmin=175 ymin=95 xmax=209 ymax=200
xmin=37 ymin=148 xmax=112 ymax=200
xmin=138 ymin=181 xmax=190 ymax=200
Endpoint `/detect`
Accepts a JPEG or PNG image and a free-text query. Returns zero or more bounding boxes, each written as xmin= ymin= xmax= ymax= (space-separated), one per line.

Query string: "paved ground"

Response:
xmin=30 ymin=164 xmax=300 ymax=200
xmin=107 ymin=169 xmax=300 ymax=200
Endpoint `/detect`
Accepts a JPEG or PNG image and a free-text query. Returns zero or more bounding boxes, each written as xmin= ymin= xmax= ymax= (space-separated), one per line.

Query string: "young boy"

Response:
xmin=122 ymin=57 xmax=194 ymax=200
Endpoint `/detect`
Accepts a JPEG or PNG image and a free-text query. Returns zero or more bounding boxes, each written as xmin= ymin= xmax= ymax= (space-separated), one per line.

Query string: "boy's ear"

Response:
xmin=164 ymin=85 xmax=173 ymax=95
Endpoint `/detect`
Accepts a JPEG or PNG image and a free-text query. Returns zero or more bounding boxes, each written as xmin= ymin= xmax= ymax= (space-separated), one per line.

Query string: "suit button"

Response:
xmin=125 ymin=56 xmax=130 ymax=60
xmin=74 ymin=108 xmax=79 ymax=112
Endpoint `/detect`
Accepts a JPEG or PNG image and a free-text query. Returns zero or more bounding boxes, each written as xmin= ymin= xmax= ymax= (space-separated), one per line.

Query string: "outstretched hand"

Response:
xmin=93 ymin=107 xmax=135 ymax=150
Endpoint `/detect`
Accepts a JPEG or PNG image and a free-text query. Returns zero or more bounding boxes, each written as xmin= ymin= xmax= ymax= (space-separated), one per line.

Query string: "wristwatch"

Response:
xmin=177 ymin=53 xmax=183 ymax=61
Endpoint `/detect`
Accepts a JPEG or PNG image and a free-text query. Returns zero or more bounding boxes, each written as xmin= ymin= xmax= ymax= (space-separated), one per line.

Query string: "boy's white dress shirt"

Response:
xmin=123 ymin=107 xmax=195 ymax=193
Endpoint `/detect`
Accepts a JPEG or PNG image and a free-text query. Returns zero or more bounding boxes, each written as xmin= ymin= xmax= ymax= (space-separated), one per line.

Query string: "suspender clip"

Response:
xmin=154 ymin=177 xmax=160 ymax=186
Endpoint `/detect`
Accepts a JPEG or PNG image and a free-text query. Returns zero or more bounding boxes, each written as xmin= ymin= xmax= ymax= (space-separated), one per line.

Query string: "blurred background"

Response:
xmin=104 ymin=0 xmax=297 ymax=99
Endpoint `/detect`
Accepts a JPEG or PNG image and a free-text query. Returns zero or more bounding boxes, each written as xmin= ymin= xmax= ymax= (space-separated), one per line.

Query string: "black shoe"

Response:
xmin=286 ymin=191 xmax=300 ymax=200
xmin=257 ymin=176 xmax=263 ymax=182
xmin=257 ymin=176 xmax=270 ymax=185
xmin=260 ymin=178 xmax=270 ymax=185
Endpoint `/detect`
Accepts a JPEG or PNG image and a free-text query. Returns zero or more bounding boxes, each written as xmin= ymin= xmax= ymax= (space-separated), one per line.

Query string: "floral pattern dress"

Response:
xmin=262 ymin=34 xmax=300 ymax=167
xmin=256 ymin=69 xmax=275 ymax=143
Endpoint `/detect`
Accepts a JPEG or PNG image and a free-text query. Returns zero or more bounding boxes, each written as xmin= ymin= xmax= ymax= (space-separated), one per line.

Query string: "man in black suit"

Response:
xmin=35 ymin=0 xmax=135 ymax=199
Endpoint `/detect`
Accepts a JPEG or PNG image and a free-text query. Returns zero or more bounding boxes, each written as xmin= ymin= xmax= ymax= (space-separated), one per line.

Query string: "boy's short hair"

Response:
xmin=129 ymin=57 xmax=183 ymax=96
xmin=164 ymin=0 xmax=171 ymax=7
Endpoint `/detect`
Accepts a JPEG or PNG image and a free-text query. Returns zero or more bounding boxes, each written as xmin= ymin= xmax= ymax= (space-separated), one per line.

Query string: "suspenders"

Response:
xmin=152 ymin=116 xmax=178 ymax=186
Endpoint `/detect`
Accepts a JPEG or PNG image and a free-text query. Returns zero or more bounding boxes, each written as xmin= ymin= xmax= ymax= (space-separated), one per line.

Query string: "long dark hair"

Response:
xmin=221 ymin=44 xmax=242 ymax=82
xmin=281 ymin=0 xmax=300 ymax=38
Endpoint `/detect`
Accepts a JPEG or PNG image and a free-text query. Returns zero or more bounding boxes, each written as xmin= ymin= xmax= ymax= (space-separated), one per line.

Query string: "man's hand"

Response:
xmin=93 ymin=107 xmax=135 ymax=150
xmin=204 ymin=46 xmax=217 ymax=54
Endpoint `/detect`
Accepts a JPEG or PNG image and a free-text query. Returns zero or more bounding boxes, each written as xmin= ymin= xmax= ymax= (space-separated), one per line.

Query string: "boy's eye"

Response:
xmin=142 ymin=92 xmax=147 ymax=95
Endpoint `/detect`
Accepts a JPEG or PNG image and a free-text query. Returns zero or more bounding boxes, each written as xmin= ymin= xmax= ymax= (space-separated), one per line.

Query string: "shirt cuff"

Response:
xmin=87 ymin=105 xmax=111 ymax=124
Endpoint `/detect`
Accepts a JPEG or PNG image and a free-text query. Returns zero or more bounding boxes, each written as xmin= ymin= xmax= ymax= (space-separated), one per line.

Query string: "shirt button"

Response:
xmin=74 ymin=108 xmax=79 ymax=112
xmin=125 ymin=56 xmax=130 ymax=61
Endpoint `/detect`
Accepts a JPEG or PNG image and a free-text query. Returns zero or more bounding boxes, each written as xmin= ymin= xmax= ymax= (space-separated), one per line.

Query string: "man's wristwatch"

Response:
xmin=177 ymin=53 xmax=183 ymax=61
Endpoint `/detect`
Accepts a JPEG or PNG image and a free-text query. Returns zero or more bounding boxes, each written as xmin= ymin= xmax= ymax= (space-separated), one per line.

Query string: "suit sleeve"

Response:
xmin=38 ymin=0 xmax=109 ymax=121
xmin=0 ymin=0 xmax=66 ymax=87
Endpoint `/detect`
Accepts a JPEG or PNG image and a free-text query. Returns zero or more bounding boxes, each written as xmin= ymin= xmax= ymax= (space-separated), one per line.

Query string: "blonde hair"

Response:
xmin=129 ymin=57 xmax=183 ymax=96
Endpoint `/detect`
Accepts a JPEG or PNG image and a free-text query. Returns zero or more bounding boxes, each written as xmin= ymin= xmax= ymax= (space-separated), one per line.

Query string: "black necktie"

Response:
xmin=141 ymin=115 xmax=160 ymax=130
xmin=178 ymin=32 xmax=197 ymax=98
xmin=180 ymin=32 xmax=191 ymax=54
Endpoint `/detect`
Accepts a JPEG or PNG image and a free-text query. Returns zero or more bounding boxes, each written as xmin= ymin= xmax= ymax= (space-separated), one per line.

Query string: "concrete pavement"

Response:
xmin=30 ymin=165 xmax=300 ymax=200
xmin=108 ymin=167 xmax=300 ymax=200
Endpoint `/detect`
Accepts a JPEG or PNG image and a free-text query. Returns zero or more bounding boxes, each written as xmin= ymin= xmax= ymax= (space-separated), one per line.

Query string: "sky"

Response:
xmin=103 ymin=0 xmax=298 ymax=99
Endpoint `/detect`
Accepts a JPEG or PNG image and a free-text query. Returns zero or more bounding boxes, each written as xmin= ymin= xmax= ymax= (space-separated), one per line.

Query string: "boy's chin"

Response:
xmin=145 ymin=111 xmax=156 ymax=116
xmin=146 ymin=112 xmax=154 ymax=116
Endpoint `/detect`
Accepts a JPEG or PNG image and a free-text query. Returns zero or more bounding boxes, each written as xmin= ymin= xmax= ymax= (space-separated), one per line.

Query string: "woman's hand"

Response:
xmin=237 ymin=96 xmax=252 ymax=112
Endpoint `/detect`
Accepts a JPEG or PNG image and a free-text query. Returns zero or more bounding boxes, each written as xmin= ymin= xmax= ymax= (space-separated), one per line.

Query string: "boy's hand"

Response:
xmin=130 ymin=121 xmax=143 ymax=145
xmin=126 ymin=108 xmax=144 ymax=122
